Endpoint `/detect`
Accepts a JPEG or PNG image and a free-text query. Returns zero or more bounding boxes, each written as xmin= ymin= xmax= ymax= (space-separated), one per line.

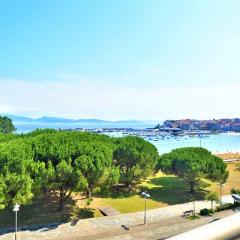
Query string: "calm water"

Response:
xmin=15 ymin=122 xmax=156 ymax=133
xmin=15 ymin=122 xmax=240 ymax=154
xmin=148 ymin=134 xmax=240 ymax=154
xmin=106 ymin=132 xmax=240 ymax=154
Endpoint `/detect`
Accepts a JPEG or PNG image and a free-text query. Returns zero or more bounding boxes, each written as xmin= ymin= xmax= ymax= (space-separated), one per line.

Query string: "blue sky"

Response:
xmin=0 ymin=0 xmax=240 ymax=120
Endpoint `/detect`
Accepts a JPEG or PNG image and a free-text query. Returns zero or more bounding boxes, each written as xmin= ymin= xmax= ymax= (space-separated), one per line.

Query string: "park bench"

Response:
xmin=181 ymin=210 xmax=194 ymax=217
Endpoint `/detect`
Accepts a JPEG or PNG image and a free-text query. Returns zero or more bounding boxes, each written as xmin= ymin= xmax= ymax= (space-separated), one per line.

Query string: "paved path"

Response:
xmin=92 ymin=210 xmax=238 ymax=240
xmin=0 ymin=195 xmax=235 ymax=240
xmin=222 ymin=195 xmax=234 ymax=204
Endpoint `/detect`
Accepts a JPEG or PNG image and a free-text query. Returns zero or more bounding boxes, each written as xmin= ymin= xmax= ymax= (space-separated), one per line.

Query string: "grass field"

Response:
xmin=92 ymin=173 xmax=196 ymax=213
xmin=1 ymin=162 xmax=240 ymax=229
xmin=92 ymin=162 xmax=240 ymax=213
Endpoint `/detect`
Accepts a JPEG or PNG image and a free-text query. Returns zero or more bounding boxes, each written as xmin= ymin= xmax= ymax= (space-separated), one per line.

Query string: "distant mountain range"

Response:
xmin=1 ymin=114 xmax=158 ymax=125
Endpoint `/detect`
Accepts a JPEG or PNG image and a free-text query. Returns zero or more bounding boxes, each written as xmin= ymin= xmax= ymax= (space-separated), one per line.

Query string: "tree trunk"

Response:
xmin=58 ymin=187 xmax=65 ymax=212
xmin=211 ymin=200 xmax=213 ymax=211
xmin=86 ymin=187 xmax=92 ymax=198
xmin=190 ymin=182 xmax=195 ymax=193
xmin=58 ymin=193 xmax=64 ymax=212
xmin=58 ymin=187 xmax=72 ymax=212
xmin=43 ymin=186 xmax=48 ymax=196
xmin=125 ymin=167 xmax=130 ymax=187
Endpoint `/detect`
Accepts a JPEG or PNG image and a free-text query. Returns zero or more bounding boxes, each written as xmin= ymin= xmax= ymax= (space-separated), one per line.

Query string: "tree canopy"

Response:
xmin=0 ymin=130 xmax=121 ymax=211
xmin=114 ymin=136 xmax=159 ymax=186
xmin=30 ymin=131 xmax=119 ymax=210
xmin=0 ymin=139 xmax=45 ymax=209
xmin=0 ymin=116 xmax=16 ymax=134
xmin=158 ymin=147 xmax=228 ymax=193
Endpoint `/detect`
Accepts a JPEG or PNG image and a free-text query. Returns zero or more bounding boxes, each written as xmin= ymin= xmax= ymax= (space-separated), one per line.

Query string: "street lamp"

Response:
xmin=141 ymin=190 xmax=150 ymax=225
xmin=13 ymin=203 xmax=20 ymax=240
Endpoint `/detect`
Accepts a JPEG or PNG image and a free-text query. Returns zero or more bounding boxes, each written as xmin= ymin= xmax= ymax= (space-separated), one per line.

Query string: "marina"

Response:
xmin=100 ymin=129 xmax=240 ymax=154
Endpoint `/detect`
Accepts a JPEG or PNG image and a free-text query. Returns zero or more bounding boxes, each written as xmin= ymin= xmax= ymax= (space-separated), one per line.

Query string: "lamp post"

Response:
xmin=141 ymin=190 xmax=150 ymax=225
xmin=192 ymin=198 xmax=196 ymax=215
xmin=13 ymin=203 xmax=20 ymax=240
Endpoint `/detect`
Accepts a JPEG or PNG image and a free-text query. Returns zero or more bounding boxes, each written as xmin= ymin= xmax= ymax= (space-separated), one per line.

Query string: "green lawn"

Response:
xmin=92 ymin=172 xmax=207 ymax=213
xmin=93 ymin=163 xmax=240 ymax=214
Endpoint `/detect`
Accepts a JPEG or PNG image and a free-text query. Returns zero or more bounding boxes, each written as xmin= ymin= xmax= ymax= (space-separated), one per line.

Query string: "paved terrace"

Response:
xmin=0 ymin=195 xmax=235 ymax=240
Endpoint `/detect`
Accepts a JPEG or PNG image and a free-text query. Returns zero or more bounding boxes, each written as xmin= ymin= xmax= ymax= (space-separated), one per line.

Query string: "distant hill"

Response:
xmin=2 ymin=114 xmax=35 ymax=123
xmin=1 ymin=114 xmax=111 ymax=123
xmin=0 ymin=114 xmax=158 ymax=125
xmin=37 ymin=117 xmax=112 ymax=123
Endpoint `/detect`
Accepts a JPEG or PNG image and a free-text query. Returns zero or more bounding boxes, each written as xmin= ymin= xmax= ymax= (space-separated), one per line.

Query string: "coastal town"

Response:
xmin=159 ymin=118 xmax=240 ymax=132
xmin=72 ymin=118 xmax=240 ymax=141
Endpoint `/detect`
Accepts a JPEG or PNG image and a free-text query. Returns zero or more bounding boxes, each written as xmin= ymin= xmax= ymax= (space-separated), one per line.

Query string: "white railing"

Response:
xmin=168 ymin=213 xmax=240 ymax=240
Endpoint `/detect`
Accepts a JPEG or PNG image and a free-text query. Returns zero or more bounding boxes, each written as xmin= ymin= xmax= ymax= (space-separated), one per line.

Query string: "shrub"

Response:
xmin=187 ymin=215 xmax=200 ymax=220
xmin=85 ymin=197 xmax=93 ymax=206
xmin=231 ymin=188 xmax=240 ymax=195
xmin=216 ymin=203 xmax=234 ymax=211
xmin=200 ymin=208 xmax=210 ymax=216
xmin=234 ymin=201 xmax=240 ymax=207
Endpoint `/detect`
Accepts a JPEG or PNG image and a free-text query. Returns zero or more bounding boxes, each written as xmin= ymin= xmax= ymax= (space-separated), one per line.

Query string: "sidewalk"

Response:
xmin=0 ymin=195 xmax=234 ymax=240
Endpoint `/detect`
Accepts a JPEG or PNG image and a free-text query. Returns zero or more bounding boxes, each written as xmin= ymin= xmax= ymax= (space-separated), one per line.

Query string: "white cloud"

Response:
xmin=0 ymin=77 xmax=239 ymax=120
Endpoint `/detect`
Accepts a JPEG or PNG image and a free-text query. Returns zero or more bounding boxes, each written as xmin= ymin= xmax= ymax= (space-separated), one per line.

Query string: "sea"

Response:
xmin=15 ymin=122 xmax=240 ymax=154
